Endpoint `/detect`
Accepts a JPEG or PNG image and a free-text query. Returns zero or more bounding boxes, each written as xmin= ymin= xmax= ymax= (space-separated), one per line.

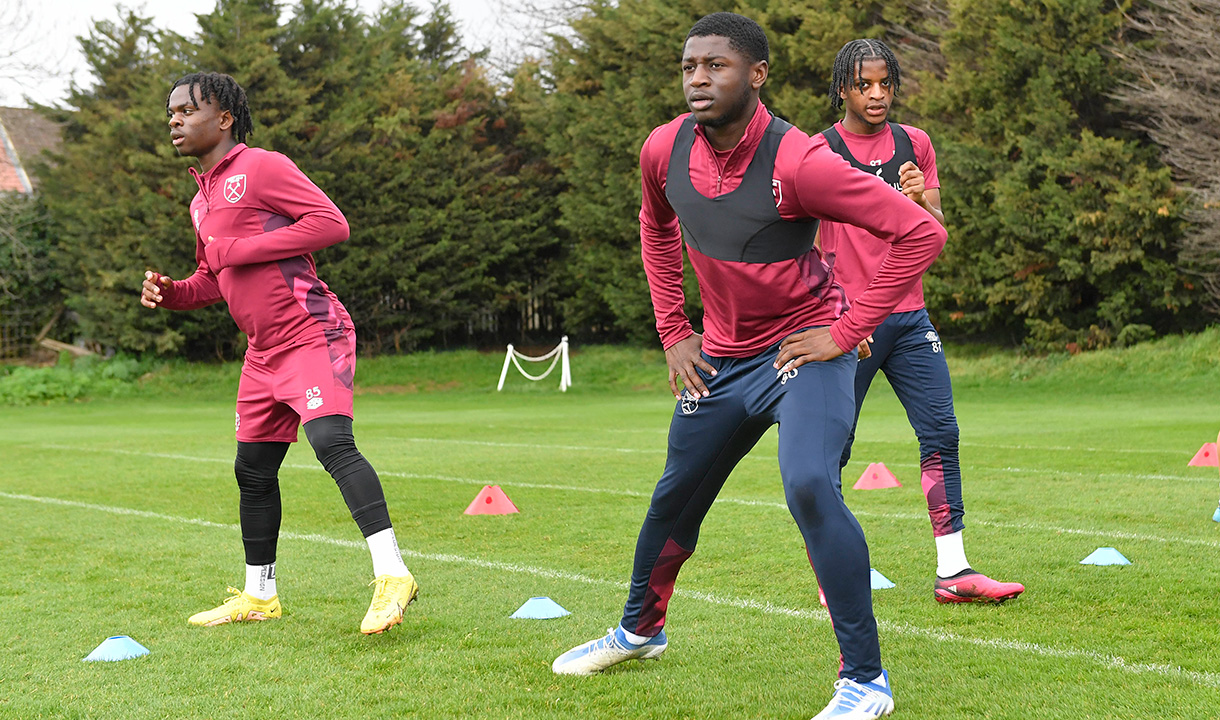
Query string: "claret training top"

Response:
xmin=817 ymin=119 xmax=940 ymax=312
xmin=638 ymin=101 xmax=945 ymax=356
xmin=158 ymin=143 xmax=353 ymax=352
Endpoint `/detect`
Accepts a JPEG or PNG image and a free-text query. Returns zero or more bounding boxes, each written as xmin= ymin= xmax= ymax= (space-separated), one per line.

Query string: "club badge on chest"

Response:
xmin=223 ymin=173 xmax=247 ymax=203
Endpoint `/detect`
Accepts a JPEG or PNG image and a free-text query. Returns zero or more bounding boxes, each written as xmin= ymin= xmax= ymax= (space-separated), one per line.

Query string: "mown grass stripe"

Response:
xmin=2 ymin=489 xmax=1216 ymax=689
xmin=35 ymin=444 xmax=1220 ymax=549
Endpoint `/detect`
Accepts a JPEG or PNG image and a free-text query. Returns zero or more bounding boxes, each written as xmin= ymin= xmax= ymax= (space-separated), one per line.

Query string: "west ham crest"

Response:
xmin=223 ymin=174 xmax=247 ymax=204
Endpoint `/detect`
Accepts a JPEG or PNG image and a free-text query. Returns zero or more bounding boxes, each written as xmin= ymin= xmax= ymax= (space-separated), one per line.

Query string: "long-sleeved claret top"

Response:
xmin=639 ymin=101 xmax=946 ymax=356
xmin=159 ymin=144 xmax=354 ymax=352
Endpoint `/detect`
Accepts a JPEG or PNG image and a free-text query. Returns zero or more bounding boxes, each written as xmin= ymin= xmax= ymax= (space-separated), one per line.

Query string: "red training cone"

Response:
xmin=852 ymin=462 xmax=902 ymax=490
xmin=464 ymin=485 xmax=520 ymax=515
xmin=1189 ymin=443 xmax=1219 ymax=467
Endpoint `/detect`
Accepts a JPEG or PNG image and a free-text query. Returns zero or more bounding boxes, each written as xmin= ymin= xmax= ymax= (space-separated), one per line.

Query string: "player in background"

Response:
xmin=552 ymin=14 xmax=947 ymax=720
xmin=817 ymin=40 xmax=1024 ymax=604
xmin=141 ymin=72 xmax=418 ymax=635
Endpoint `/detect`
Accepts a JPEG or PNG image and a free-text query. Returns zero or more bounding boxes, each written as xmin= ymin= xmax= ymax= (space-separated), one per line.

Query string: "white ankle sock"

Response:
xmin=366 ymin=527 xmax=409 ymax=577
xmin=935 ymin=531 xmax=971 ymax=578
xmin=245 ymin=562 xmax=276 ymax=600
xmin=620 ymin=626 xmax=651 ymax=646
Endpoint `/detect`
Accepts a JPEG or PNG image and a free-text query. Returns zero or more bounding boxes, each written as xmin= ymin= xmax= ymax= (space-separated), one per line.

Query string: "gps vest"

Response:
xmin=664 ymin=114 xmax=817 ymax=263
xmin=821 ymin=122 xmax=916 ymax=193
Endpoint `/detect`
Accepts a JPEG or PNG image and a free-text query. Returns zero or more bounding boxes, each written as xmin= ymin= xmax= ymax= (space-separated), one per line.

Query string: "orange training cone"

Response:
xmin=1189 ymin=443 xmax=1219 ymax=467
xmin=853 ymin=462 xmax=901 ymax=490
xmin=464 ymin=485 xmax=519 ymax=515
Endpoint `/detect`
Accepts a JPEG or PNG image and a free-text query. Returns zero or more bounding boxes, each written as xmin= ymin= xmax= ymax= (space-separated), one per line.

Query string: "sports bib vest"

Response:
xmin=664 ymin=115 xmax=817 ymax=263
xmin=821 ymin=122 xmax=916 ymax=193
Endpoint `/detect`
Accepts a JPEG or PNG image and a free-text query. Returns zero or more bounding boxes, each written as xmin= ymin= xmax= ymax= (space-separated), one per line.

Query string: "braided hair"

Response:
xmin=686 ymin=12 xmax=769 ymax=64
xmin=166 ymin=72 xmax=254 ymax=144
xmin=829 ymin=39 xmax=901 ymax=111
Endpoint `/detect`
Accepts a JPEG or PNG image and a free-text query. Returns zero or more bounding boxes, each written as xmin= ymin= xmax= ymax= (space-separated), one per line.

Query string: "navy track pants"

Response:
xmin=840 ymin=309 xmax=964 ymax=536
xmin=619 ymin=338 xmax=882 ymax=682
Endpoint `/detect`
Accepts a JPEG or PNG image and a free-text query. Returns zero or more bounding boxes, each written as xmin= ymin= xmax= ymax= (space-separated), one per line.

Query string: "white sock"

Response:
xmin=935 ymin=531 xmax=971 ymax=578
xmin=366 ymin=527 xmax=410 ymax=577
xmin=244 ymin=562 xmax=276 ymax=600
xmin=620 ymin=626 xmax=652 ymax=646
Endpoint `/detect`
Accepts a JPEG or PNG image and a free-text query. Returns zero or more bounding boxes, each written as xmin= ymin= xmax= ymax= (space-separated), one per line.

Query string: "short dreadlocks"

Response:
xmin=166 ymin=72 xmax=254 ymax=144
xmin=829 ymin=39 xmax=901 ymax=112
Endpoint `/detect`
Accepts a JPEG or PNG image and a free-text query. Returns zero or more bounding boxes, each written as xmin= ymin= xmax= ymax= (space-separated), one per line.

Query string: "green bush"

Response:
xmin=0 ymin=354 xmax=157 ymax=405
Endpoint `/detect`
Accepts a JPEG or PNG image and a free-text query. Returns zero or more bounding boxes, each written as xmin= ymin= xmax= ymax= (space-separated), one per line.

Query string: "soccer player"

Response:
xmin=817 ymin=39 xmax=1024 ymax=604
xmin=551 ymin=14 xmax=946 ymax=719
xmin=141 ymin=72 xmax=418 ymax=635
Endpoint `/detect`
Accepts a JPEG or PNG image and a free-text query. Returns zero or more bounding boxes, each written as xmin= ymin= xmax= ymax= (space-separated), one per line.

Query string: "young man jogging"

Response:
xmin=551 ymin=14 xmax=947 ymax=720
xmin=818 ymin=39 xmax=1024 ymax=604
xmin=141 ymin=72 xmax=418 ymax=635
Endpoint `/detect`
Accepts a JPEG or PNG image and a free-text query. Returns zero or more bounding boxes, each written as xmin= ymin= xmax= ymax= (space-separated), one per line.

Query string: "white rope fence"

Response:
xmin=497 ymin=336 xmax=572 ymax=392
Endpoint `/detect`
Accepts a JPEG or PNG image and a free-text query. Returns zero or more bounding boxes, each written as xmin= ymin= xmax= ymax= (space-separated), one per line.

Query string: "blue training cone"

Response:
xmin=83 ymin=635 xmax=150 ymax=662
xmin=869 ymin=569 xmax=896 ymax=589
xmin=510 ymin=597 xmax=570 ymax=619
xmin=1079 ymin=547 xmax=1131 ymax=566
xmin=1212 ymin=505 xmax=1220 ymax=523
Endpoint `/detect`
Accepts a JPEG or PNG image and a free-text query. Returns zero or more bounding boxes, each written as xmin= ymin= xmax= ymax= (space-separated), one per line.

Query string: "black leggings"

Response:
xmin=234 ymin=415 xmax=392 ymax=565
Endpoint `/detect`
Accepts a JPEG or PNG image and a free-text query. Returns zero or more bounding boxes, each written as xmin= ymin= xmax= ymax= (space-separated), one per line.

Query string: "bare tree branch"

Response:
xmin=1112 ymin=0 xmax=1220 ymax=307
xmin=0 ymin=0 xmax=68 ymax=103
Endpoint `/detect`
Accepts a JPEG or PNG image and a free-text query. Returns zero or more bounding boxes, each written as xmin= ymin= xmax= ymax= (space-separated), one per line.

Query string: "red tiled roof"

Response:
xmin=0 ymin=140 xmax=24 ymax=192
xmin=0 ymin=106 xmax=63 ymax=193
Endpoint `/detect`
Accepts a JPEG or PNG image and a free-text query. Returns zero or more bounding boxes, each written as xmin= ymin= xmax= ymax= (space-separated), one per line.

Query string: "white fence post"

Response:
xmin=497 ymin=343 xmax=515 ymax=391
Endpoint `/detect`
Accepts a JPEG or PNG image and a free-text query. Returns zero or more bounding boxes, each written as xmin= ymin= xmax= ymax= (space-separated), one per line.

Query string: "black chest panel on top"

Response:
xmin=665 ymin=115 xmax=817 ymax=264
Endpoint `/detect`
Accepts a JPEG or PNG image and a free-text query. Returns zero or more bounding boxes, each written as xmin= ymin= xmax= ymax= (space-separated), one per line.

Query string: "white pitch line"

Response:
xmin=960 ymin=442 xmax=1184 ymax=455
xmin=875 ymin=460 xmax=1213 ymax=485
xmin=394 ymin=438 xmax=1215 ymax=483
xmin=402 ymin=436 xmax=1200 ymax=458
xmin=2 ymin=489 xmax=1217 ymax=689
xmin=402 ymin=437 xmax=664 ymax=454
xmin=34 ymin=444 xmax=1220 ymax=549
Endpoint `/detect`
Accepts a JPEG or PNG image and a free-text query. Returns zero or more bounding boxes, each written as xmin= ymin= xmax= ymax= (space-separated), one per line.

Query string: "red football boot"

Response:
xmin=934 ymin=569 xmax=1024 ymax=604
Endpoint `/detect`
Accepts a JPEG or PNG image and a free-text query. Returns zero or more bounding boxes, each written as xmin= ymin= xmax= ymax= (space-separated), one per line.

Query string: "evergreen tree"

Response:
xmin=906 ymin=0 xmax=1203 ymax=348
xmin=39 ymin=11 xmax=236 ymax=356
xmin=40 ymin=0 xmax=560 ymax=357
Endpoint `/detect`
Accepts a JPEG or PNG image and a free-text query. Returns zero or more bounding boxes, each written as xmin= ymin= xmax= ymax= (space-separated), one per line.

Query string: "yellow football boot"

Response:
xmin=360 ymin=573 xmax=419 ymax=635
xmin=188 ymin=587 xmax=282 ymax=626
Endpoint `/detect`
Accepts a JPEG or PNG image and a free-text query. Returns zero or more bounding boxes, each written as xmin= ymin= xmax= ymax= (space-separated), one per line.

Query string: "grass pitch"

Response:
xmin=1 ymin=336 xmax=1218 ymax=719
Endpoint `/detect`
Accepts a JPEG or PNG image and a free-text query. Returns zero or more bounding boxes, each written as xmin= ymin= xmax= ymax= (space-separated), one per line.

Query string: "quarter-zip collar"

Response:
xmin=189 ymin=143 xmax=249 ymax=193
xmin=691 ymin=101 xmax=771 ymax=196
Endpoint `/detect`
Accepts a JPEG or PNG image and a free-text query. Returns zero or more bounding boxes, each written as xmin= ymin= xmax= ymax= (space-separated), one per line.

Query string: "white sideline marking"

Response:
xmin=2 ymin=489 xmax=1218 ymax=689
xmin=405 ymin=435 xmax=1199 ymax=457
xmin=35 ymin=444 xmax=1220 ymax=549
xmin=404 ymin=437 xmax=662 ymax=454
xmin=960 ymin=442 xmax=1180 ymax=455
xmin=397 ymin=438 xmax=1212 ymax=484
